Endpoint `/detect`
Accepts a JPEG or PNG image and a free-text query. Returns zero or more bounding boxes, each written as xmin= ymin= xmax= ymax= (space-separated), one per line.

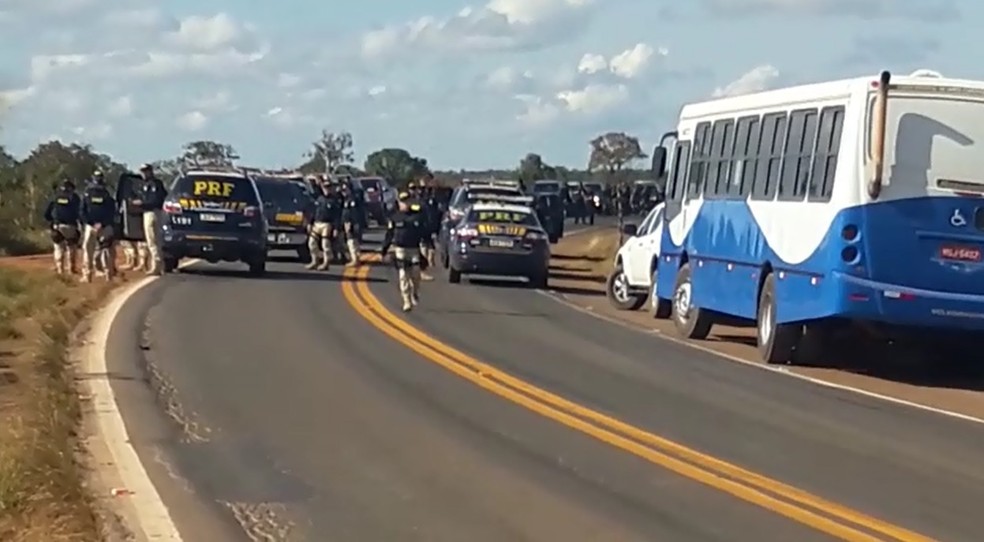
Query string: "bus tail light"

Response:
xmin=841 ymin=224 xmax=859 ymax=241
xmin=841 ymin=246 xmax=859 ymax=263
xmin=163 ymin=201 xmax=182 ymax=214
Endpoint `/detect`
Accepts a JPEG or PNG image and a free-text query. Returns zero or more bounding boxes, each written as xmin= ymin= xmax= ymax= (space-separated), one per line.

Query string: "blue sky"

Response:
xmin=0 ymin=0 xmax=979 ymax=170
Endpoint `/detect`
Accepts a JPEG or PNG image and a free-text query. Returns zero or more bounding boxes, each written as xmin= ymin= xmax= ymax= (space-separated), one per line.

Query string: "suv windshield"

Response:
xmin=172 ymin=175 xmax=259 ymax=204
xmin=532 ymin=182 xmax=560 ymax=194
xmin=358 ymin=178 xmax=382 ymax=191
xmin=467 ymin=208 xmax=539 ymax=227
xmin=255 ymin=178 xmax=307 ymax=206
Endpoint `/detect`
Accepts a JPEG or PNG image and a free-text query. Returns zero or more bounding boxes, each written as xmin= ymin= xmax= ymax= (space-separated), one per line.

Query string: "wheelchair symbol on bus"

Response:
xmin=950 ymin=209 xmax=967 ymax=228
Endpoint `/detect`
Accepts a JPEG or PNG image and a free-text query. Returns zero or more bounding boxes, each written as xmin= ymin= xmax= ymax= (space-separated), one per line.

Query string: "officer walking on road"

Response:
xmin=380 ymin=192 xmax=429 ymax=312
xmin=306 ymin=180 xmax=340 ymax=271
xmin=80 ymin=172 xmax=118 ymax=282
xmin=43 ymin=179 xmax=82 ymax=275
xmin=339 ymin=181 xmax=362 ymax=266
xmin=132 ymin=164 xmax=167 ymax=275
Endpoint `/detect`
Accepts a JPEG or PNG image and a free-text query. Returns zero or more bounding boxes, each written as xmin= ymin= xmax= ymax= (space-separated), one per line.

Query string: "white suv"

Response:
xmin=606 ymin=202 xmax=669 ymax=316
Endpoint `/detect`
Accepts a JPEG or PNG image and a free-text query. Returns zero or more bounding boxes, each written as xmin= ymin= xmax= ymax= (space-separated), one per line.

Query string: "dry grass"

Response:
xmin=0 ymin=264 xmax=124 ymax=541
xmin=0 ymin=229 xmax=49 ymax=257
xmin=550 ymin=229 xmax=622 ymax=284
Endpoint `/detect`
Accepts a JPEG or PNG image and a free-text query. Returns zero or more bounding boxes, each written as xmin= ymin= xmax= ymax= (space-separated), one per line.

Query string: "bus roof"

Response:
xmin=680 ymin=69 xmax=984 ymax=120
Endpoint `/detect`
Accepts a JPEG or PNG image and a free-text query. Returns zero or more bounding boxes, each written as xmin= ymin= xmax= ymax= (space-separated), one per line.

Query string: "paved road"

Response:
xmin=105 ymin=220 xmax=984 ymax=541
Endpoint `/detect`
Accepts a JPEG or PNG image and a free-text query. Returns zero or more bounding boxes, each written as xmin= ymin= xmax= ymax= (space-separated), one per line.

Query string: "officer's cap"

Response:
xmin=93 ymin=170 xmax=103 ymax=177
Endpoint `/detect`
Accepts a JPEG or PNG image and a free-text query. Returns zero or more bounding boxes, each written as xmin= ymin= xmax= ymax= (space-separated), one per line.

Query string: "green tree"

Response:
xmin=364 ymin=148 xmax=429 ymax=188
xmin=587 ymin=132 xmax=647 ymax=181
xmin=517 ymin=152 xmax=558 ymax=183
xmin=302 ymin=130 xmax=354 ymax=175
xmin=180 ymin=140 xmax=239 ymax=168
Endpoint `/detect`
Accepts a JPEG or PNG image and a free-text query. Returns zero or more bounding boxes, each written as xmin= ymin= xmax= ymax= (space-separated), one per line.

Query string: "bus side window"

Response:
xmin=705 ymin=119 xmax=732 ymax=199
xmin=779 ymin=109 xmax=811 ymax=201
xmin=718 ymin=120 xmax=737 ymax=199
xmin=667 ymin=141 xmax=691 ymax=202
xmin=751 ymin=112 xmax=787 ymax=201
xmin=687 ymin=122 xmax=711 ymax=199
xmin=731 ymin=115 xmax=760 ymax=199
xmin=808 ymin=106 xmax=845 ymax=202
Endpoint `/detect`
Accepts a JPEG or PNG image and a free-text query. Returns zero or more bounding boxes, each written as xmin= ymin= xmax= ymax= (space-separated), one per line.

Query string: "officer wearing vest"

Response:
xmin=80 ymin=172 xmax=118 ymax=282
xmin=132 ymin=164 xmax=168 ymax=275
xmin=339 ymin=181 xmax=362 ymax=266
xmin=306 ymin=180 xmax=340 ymax=271
xmin=380 ymin=192 xmax=429 ymax=312
xmin=43 ymin=179 xmax=82 ymax=275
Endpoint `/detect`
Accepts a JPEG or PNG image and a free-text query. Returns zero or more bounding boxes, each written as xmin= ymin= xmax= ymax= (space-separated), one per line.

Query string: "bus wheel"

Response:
xmin=671 ymin=263 xmax=713 ymax=339
xmin=756 ymin=273 xmax=800 ymax=364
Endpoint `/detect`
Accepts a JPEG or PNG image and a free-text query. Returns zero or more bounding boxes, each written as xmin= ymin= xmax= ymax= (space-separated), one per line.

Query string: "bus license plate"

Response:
xmin=200 ymin=213 xmax=225 ymax=222
xmin=489 ymin=238 xmax=514 ymax=248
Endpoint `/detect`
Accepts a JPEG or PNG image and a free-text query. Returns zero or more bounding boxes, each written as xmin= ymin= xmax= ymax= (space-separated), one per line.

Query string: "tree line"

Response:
xmin=0 ymin=129 xmax=652 ymax=255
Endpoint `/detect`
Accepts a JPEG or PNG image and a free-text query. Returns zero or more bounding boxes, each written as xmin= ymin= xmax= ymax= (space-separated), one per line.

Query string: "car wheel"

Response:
xmin=528 ymin=270 xmax=548 ymax=289
xmin=606 ymin=263 xmax=645 ymax=310
xmin=757 ymin=273 xmax=801 ymax=364
xmin=248 ymin=255 xmax=267 ymax=276
xmin=650 ymin=267 xmax=672 ymax=319
xmin=163 ymin=255 xmax=178 ymax=273
xmin=297 ymin=244 xmax=311 ymax=263
xmin=448 ymin=265 xmax=461 ymax=284
xmin=670 ymin=263 xmax=714 ymax=339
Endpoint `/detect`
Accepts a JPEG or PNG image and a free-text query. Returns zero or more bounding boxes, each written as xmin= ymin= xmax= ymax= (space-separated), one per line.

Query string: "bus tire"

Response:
xmin=671 ymin=263 xmax=713 ymax=340
xmin=756 ymin=273 xmax=800 ymax=364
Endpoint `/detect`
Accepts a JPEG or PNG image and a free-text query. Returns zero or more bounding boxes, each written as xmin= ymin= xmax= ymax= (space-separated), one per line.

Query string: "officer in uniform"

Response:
xmin=380 ymin=192 xmax=429 ymax=312
xmin=338 ymin=181 xmax=362 ymax=266
xmin=80 ymin=172 xmax=118 ymax=282
xmin=306 ymin=180 xmax=340 ymax=270
xmin=43 ymin=179 xmax=82 ymax=275
xmin=132 ymin=164 xmax=168 ymax=275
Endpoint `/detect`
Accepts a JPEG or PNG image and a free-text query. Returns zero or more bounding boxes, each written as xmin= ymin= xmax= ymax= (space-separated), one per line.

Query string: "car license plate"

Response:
xmin=200 ymin=213 xmax=225 ymax=222
xmin=489 ymin=238 xmax=514 ymax=248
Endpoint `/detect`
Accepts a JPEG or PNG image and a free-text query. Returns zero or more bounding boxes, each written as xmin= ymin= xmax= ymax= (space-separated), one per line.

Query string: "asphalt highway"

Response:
xmin=104 ymin=219 xmax=984 ymax=541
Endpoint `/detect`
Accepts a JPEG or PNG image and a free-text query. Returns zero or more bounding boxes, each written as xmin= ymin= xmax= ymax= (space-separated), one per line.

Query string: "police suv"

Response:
xmin=252 ymin=173 xmax=313 ymax=261
xmin=161 ymin=169 xmax=269 ymax=275
xmin=443 ymin=200 xmax=550 ymax=288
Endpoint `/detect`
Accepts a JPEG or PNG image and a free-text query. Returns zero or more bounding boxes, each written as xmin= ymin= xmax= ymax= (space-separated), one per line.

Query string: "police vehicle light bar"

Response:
xmin=466 ymin=193 xmax=533 ymax=204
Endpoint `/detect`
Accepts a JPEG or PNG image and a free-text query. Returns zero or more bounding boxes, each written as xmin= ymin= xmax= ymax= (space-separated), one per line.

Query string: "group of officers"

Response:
xmin=42 ymin=164 xmax=168 ymax=282
xmin=306 ymin=174 xmax=443 ymax=312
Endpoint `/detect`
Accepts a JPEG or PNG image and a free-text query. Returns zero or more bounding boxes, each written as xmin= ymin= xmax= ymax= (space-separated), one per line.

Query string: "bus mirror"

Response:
xmin=651 ymin=146 xmax=667 ymax=179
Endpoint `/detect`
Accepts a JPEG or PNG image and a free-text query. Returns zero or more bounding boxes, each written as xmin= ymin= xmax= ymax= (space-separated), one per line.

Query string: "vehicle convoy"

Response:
xmin=253 ymin=173 xmax=313 ymax=261
xmin=648 ymin=68 xmax=984 ymax=363
xmin=438 ymin=181 xmax=527 ymax=250
xmin=607 ymin=202 xmax=665 ymax=312
xmin=443 ymin=201 xmax=551 ymax=288
xmin=160 ymin=169 xmax=269 ymax=275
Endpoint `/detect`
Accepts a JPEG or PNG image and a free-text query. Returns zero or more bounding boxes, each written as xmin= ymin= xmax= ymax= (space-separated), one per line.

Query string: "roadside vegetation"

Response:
xmin=0 ymin=262 xmax=123 ymax=541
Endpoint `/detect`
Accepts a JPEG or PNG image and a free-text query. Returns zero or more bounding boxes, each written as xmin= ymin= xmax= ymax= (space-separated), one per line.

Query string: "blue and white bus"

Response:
xmin=648 ymin=69 xmax=984 ymax=363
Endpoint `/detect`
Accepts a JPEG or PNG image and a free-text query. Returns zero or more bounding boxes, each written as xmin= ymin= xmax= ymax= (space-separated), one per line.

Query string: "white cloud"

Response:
xmin=609 ymin=43 xmax=658 ymax=78
xmin=175 ymin=110 xmax=207 ymax=131
xmin=485 ymin=66 xmax=535 ymax=92
xmin=102 ymin=7 xmax=164 ymax=27
xmin=30 ymin=54 xmax=90 ymax=81
xmin=166 ymin=13 xmax=242 ymax=51
xmin=107 ymin=95 xmax=133 ymax=117
xmin=515 ymin=94 xmax=561 ymax=126
xmin=557 ymin=83 xmax=628 ymax=113
xmin=0 ymin=86 xmax=37 ymax=109
xmin=277 ymin=73 xmax=302 ymax=88
xmin=698 ymin=0 xmax=959 ymax=19
xmin=577 ymin=53 xmax=607 ymax=74
xmin=191 ymin=90 xmax=235 ymax=112
xmin=367 ymin=85 xmax=386 ymax=97
xmin=71 ymin=121 xmax=112 ymax=139
xmin=361 ymin=0 xmax=591 ymax=58
xmin=712 ymin=65 xmax=779 ymax=97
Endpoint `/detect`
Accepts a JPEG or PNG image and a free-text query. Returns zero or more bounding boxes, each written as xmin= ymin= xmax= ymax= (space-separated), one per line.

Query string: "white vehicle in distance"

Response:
xmin=607 ymin=202 xmax=667 ymax=315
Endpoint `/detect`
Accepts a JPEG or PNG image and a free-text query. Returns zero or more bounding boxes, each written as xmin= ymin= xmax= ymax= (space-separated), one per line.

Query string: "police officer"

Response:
xmin=131 ymin=164 xmax=168 ymax=275
xmin=43 ymin=179 xmax=82 ymax=275
xmin=338 ymin=180 xmax=362 ymax=266
xmin=80 ymin=172 xmax=118 ymax=282
xmin=380 ymin=192 xmax=429 ymax=312
xmin=306 ymin=180 xmax=339 ymax=271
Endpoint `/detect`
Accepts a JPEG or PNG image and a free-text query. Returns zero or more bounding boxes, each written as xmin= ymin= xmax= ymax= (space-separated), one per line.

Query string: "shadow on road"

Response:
xmin=175 ymin=268 xmax=387 ymax=283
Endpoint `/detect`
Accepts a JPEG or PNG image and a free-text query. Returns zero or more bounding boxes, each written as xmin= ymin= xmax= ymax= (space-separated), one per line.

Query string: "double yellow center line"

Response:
xmin=341 ymin=263 xmax=932 ymax=541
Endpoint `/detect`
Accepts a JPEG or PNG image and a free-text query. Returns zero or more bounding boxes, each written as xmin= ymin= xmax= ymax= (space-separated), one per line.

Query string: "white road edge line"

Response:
xmin=534 ymin=289 xmax=984 ymax=427
xmin=82 ymin=260 xmax=201 ymax=541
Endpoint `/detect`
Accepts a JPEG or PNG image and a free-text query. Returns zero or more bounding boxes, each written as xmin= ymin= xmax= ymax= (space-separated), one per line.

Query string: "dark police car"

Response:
xmin=443 ymin=201 xmax=550 ymax=288
xmin=253 ymin=174 xmax=313 ymax=261
xmin=161 ymin=170 xmax=269 ymax=275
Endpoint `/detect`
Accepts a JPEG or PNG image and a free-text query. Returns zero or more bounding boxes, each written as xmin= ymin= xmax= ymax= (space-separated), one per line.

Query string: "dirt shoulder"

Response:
xmin=0 ymin=255 xmax=138 ymax=541
xmin=548 ymin=230 xmax=984 ymax=420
